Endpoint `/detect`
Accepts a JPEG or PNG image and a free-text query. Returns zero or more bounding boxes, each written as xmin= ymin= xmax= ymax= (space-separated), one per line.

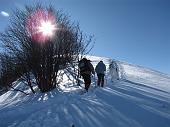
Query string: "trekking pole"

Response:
xmin=94 ymin=74 xmax=97 ymax=87
xmin=105 ymin=78 xmax=107 ymax=86
xmin=94 ymin=74 xmax=96 ymax=87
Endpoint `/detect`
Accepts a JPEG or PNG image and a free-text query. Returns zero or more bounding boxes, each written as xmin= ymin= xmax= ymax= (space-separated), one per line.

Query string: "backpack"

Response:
xmin=78 ymin=59 xmax=90 ymax=73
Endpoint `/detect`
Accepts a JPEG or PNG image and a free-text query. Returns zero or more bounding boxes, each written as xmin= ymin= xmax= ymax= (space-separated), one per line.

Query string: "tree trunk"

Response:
xmin=27 ymin=79 xmax=35 ymax=94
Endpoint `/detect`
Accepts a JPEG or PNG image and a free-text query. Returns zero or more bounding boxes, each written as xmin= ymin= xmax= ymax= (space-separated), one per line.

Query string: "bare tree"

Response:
xmin=0 ymin=53 xmax=35 ymax=94
xmin=0 ymin=4 xmax=93 ymax=93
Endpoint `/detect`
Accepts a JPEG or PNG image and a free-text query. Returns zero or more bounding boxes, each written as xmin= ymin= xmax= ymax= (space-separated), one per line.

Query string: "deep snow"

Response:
xmin=0 ymin=56 xmax=170 ymax=127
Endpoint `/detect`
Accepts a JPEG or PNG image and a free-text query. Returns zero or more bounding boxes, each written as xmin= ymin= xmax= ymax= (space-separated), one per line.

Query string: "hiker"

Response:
xmin=95 ymin=61 xmax=106 ymax=87
xmin=78 ymin=58 xmax=95 ymax=91
xmin=109 ymin=60 xmax=119 ymax=81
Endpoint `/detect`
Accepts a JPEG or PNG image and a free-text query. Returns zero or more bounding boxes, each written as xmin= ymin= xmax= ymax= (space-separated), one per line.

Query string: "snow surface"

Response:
xmin=0 ymin=56 xmax=170 ymax=127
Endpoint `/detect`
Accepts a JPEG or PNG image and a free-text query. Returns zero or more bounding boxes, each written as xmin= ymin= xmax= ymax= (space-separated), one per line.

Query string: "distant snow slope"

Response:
xmin=0 ymin=56 xmax=170 ymax=127
xmin=118 ymin=61 xmax=170 ymax=92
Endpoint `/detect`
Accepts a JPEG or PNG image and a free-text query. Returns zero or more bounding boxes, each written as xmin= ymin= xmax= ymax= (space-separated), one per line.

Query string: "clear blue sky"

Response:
xmin=0 ymin=0 xmax=170 ymax=74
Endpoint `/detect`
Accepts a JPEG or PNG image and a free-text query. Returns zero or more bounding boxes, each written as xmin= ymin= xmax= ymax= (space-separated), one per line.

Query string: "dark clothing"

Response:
xmin=81 ymin=74 xmax=91 ymax=91
xmin=95 ymin=61 xmax=106 ymax=74
xmin=79 ymin=58 xmax=95 ymax=91
xmin=95 ymin=61 xmax=106 ymax=87
xmin=97 ymin=73 xmax=105 ymax=87
xmin=79 ymin=59 xmax=95 ymax=75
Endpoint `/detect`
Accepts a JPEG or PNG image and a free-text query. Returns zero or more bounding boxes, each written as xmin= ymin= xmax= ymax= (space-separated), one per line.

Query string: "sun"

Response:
xmin=38 ymin=21 xmax=57 ymax=37
xmin=26 ymin=9 xmax=58 ymax=42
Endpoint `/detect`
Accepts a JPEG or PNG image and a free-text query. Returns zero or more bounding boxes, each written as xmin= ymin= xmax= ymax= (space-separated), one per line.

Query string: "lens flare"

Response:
xmin=38 ymin=21 xmax=56 ymax=37
xmin=26 ymin=9 xmax=57 ymax=43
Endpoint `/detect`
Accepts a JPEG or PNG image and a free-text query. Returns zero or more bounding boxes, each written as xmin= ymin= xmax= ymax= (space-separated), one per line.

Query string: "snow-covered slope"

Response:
xmin=0 ymin=56 xmax=170 ymax=127
xmin=119 ymin=61 xmax=170 ymax=92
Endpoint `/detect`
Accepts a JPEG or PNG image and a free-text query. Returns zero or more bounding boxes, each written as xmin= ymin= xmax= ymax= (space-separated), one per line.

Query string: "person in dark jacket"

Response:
xmin=78 ymin=58 xmax=95 ymax=91
xmin=95 ymin=61 xmax=106 ymax=87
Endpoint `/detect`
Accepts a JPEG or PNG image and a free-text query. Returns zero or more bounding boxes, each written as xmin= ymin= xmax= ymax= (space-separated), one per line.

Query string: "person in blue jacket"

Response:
xmin=95 ymin=61 xmax=106 ymax=87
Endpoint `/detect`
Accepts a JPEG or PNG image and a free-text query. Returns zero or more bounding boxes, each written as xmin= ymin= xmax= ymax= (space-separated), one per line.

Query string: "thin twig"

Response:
xmin=10 ymin=86 xmax=29 ymax=95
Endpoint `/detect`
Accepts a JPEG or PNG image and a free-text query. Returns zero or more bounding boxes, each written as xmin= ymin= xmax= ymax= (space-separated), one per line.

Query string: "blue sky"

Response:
xmin=0 ymin=0 xmax=170 ymax=74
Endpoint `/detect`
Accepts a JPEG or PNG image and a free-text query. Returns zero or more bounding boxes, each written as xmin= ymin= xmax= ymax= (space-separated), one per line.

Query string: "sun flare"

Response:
xmin=26 ymin=9 xmax=58 ymax=42
xmin=38 ymin=21 xmax=57 ymax=37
